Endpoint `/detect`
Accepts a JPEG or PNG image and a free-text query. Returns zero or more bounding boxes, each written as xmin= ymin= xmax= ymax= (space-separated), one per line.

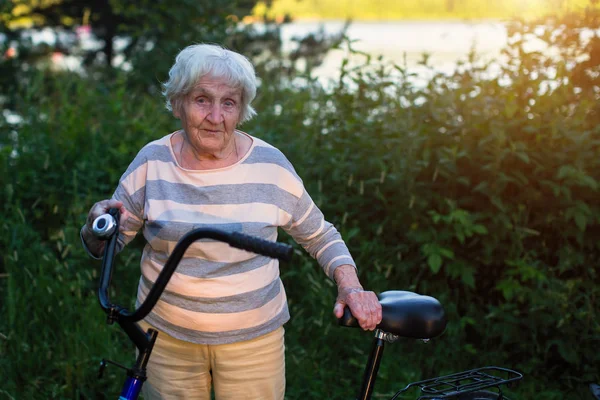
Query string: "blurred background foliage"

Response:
xmin=1 ymin=0 xmax=599 ymax=399
xmin=253 ymin=0 xmax=592 ymax=20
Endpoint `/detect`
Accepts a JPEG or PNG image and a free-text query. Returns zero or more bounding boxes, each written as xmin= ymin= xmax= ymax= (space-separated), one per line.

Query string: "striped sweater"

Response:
xmin=111 ymin=131 xmax=356 ymax=345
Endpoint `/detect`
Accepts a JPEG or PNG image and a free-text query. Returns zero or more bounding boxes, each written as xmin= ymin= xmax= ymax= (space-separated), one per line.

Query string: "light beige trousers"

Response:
xmin=139 ymin=321 xmax=285 ymax=400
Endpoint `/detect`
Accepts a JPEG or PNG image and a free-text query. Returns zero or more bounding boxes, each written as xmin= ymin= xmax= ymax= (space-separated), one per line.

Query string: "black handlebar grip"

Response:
xmin=339 ymin=306 xmax=360 ymax=328
xmin=229 ymin=232 xmax=293 ymax=261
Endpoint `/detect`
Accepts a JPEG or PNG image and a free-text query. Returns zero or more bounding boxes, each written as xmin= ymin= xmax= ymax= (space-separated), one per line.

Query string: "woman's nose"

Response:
xmin=206 ymin=104 xmax=224 ymax=124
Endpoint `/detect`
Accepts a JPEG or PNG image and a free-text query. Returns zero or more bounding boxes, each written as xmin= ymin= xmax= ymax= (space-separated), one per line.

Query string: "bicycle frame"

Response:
xmin=338 ymin=292 xmax=522 ymax=400
xmin=93 ymin=208 xmax=293 ymax=400
xmin=94 ymin=209 xmax=521 ymax=400
xmin=355 ymin=329 xmax=522 ymax=400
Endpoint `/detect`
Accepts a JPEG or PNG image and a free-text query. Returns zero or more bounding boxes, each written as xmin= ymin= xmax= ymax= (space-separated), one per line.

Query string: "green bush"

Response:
xmin=264 ymin=9 xmax=600 ymax=398
xmin=2 ymin=5 xmax=600 ymax=400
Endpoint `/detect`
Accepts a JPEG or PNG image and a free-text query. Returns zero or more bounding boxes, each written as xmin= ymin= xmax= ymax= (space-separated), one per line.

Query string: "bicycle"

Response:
xmin=91 ymin=208 xmax=523 ymax=399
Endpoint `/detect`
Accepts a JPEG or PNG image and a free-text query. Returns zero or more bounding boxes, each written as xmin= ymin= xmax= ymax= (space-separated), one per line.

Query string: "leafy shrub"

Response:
xmin=266 ymin=6 xmax=600 ymax=397
xmin=1 ymin=4 xmax=600 ymax=399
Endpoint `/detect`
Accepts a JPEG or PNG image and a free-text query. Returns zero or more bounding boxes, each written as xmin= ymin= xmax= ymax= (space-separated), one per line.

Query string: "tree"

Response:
xmin=1 ymin=0 xmax=344 ymax=91
xmin=1 ymin=0 xmax=260 ymax=86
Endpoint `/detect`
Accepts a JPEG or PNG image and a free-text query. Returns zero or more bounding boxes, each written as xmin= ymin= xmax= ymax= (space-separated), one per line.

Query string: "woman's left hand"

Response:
xmin=333 ymin=265 xmax=382 ymax=331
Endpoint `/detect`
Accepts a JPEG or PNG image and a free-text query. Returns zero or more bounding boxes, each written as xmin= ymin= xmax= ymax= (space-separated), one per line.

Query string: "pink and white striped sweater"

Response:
xmin=109 ymin=131 xmax=355 ymax=345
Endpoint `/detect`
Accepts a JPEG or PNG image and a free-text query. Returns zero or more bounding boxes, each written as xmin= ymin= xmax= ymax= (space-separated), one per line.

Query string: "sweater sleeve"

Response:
xmin=110 ymin=150 xmax=148 ymax=252
xmin=282 ymin=187 xmax=356 ymax=280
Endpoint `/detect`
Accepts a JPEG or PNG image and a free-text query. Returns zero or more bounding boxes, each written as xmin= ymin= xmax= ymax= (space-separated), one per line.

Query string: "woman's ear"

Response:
xmin=171 ymin=99 xmax=181 ymax=118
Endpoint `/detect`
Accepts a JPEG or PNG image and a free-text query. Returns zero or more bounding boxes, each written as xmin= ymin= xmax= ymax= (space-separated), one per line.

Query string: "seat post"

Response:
xmin=357 ymin=329 xmax=387 ymax=400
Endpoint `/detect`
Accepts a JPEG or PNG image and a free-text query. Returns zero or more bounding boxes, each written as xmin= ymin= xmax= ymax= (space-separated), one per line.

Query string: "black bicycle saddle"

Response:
xmin=339 ymin=290 xmax=447 ymax=339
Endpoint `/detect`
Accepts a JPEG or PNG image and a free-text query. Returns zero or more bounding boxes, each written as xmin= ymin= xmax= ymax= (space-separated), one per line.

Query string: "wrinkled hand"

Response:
xmin=81 ymin=199 xmax=130 ymax=258
xmin=333 ymin=265 xmax=382 ymax=331
xmin=334 ymin=287 xmax=382 ymax=331
xmin=84 ymin=199 xmax=130 ymax=234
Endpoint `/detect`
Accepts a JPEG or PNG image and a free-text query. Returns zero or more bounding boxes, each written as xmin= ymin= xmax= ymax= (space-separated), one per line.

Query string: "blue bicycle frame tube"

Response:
xmin=118 ymin=375 xmax=144 ymax=400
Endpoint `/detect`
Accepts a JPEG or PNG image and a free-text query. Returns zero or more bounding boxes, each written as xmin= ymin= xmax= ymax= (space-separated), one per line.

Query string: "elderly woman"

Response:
xmin=81 ymin=43 xmax=381 ymax=400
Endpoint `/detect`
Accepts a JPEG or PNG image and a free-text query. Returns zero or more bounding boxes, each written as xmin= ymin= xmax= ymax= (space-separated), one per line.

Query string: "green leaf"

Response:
xmin=456 ymin=176 xmax=470 ymax=186
xmin=427 ymin=254 xmax=443 ymax=274
xmin=574 ymin=213 xmax=587 ymax=231
xmin=496 ymin=279 xmax=518 ymax=301
xmin=460 ymin=316 xmax=477 ymax=328
xmin=556 ymin=341 xmax=579 ymax=364
xmin=472 ymin=224 xmax=488 ymax=235
xmin=498 ymin=172 xmax=518 ymax=184
xmin=579 ymin=175 xmax=598 ymax=190
xmin=575 ymin=201 xmax=592 ymax=215
xmin=557 ymin=165 xmax=576 ymax=180
xmin=515 ymin=151 xmax=530 ymax=164
xmin=516 ymin=227 xmax=541 ymax=236
xmin=5 ymin=184 xmax=13 ymax=202
xmin=512 ymin=170 xmax=529 ymax=185
xmin=464 ymin=343 xmax=477 ymax=355
xmin=472 ymin=181 xmax=488 ymax=193
xmin=438 ymin=247 xmax=455 ymax=259
xmin=490 ymin=196 xmax=505 ymax=212
xmin=461 ymin=268 xmax=475 ymax=288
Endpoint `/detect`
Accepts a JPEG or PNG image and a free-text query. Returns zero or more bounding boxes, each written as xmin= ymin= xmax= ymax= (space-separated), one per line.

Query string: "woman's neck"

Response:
xmin=175 ymin=131 xmax=251 ymax=170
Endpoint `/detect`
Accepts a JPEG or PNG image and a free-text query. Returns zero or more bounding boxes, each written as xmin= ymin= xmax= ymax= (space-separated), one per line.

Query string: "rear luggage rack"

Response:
xmin=392 ymin=366 xmax=523 ymax=399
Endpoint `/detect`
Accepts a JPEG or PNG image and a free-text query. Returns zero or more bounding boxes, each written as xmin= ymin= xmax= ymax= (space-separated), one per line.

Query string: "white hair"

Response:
xmin=162 ymin=44 xmax=257 ymax=123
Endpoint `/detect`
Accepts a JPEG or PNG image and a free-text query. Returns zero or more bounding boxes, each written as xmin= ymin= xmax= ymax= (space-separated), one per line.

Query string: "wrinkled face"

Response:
xmin=173 ymin=75 xmax=243 ymax=154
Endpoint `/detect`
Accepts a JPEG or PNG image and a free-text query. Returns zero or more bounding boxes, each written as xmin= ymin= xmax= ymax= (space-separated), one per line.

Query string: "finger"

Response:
xmin=355 ymin=304 xmax=371 ymax=330
xmin=105 ymin=199 xmax=124 ymax=211
xmin=118 ymin=208 xmax=130 ymax=229
xmin=368 ymin=296 xmax=379 ymax=329
xmin=87 ymin=203 xmax=105 ymax=226
xmin=362 ymin=296 xmax=380 ymax=330
xmin=346 ymin=292 xmax=379 ymax=330
xmin=367 ymin=308 xmax=377 ymax=330
xmin=367 ymin=311 xmax=375 ymax=330
xmin=333 ymin=302 xmax=345 ymax=318
xmin=346 ymin=295 xmax=369 ymax=330
xmin=371 ymin=297 xmax=382 ymax=328
xmin=87 ymin=200 xmax=124 ymax=227
xmin=371 ymin=303 xmax=380 ymax=329
xmin=355 ymin=306 xmax=371 ymax=330
xmin=105 ymin=200 xmax=131 ymax=228
xmin=362 ymin=293 xmax=379 ymax=327
xmin=94 ymin=200 xmax=114 ymax=214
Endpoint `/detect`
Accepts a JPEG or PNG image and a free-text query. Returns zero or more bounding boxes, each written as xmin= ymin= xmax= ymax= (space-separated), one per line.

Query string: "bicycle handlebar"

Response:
xmin=94 ymin=208 xmax=293 ymax=324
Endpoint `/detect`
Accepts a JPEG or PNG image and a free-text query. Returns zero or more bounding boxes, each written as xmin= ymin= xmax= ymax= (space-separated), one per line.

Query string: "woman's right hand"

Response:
xmin=84 ymin=199 xmax=130 ymax=234
xmin=81 ymin=199 xmax=130 ymax=257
